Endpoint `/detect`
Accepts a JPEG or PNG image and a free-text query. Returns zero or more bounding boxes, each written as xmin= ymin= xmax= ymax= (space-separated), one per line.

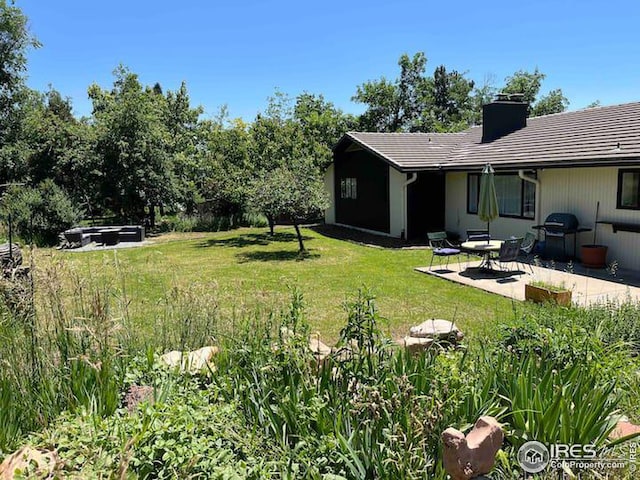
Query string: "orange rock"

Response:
xmin=442 ymin=416 xmax=504 ymax=480
xmin=610 ymin=421 xmax=640 ymax=440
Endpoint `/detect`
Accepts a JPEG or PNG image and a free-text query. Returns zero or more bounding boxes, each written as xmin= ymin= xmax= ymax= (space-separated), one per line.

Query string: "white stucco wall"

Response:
xmin=389 ymin=166 xmax=405 ymax=238
xmin=323 ymin=164 xmax=335 ymax=224
xmin=445 ymin=167 xmax=640 ymax=270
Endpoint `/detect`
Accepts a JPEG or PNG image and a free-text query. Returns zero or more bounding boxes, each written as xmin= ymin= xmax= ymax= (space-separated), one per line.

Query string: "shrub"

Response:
xmin=0 ymin=179 xmax=82 ymax=246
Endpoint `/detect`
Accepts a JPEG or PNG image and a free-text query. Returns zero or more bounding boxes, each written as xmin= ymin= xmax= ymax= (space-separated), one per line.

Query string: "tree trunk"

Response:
xmin=267 ymin=215 xmax=275 ymax=236
xmin=149 ymin=204 xmax=156 ymax=228
xmin=294 ymin=222 xmax=305 ymax=252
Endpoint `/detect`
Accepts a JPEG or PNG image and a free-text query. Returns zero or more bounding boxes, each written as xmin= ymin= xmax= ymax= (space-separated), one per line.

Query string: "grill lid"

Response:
xmin=544 ymin=213 xmax=579 ymax=231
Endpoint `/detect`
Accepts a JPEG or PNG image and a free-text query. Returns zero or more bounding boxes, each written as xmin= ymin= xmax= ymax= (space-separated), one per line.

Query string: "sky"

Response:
xmin=19 ymin=0 xmax=640 ymax=121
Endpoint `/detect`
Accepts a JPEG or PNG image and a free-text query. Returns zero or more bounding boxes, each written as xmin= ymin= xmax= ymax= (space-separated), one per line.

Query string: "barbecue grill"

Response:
xmin=532 ymin=213 xmax=591 ymax=260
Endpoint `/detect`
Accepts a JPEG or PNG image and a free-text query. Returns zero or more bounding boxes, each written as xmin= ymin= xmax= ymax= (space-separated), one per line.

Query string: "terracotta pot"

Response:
xmin=581 ymin=244 xmax=608 ymax=269
xmin=525 ymin=284 xmax=572 ymax=307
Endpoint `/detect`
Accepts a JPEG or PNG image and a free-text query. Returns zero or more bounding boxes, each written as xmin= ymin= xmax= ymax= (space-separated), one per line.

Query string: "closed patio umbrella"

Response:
xmin=478 ymin=164 xmax=499 ymax=241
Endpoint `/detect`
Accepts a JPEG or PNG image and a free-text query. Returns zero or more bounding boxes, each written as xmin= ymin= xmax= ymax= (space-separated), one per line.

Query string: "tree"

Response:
xmin=0 ymin=1 xmax=39 ymax=145
xmin=89 ymin=66 xmax=179 ymax=221
xmin=0 ymin=179 xmax=82 ymax=245
xmin=249 ymin=161 xmax=329 ymax=252
xmin=428 ymin=65 xmax=475 ymax=131
xmin=353 ymin=52 xmax=431 ymax=132
xmin=502 ymin=69 xmax=569 ymax=116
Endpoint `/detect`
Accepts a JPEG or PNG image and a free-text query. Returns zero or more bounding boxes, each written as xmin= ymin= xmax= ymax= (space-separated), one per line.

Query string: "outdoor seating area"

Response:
xmin=418 ymin=257 xmax=640 ymax=306
xmin=63 ymin=225 xmax=145 ymax=248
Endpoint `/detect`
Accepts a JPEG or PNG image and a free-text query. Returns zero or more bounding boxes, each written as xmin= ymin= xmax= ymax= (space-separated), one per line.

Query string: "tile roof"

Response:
xmin=341 ymin=102 xmax=640 ymax=171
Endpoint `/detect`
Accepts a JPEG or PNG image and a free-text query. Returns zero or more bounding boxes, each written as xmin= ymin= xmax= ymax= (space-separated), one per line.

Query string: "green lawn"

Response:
xmin=44 ymin=226 xmax=519 ymax=343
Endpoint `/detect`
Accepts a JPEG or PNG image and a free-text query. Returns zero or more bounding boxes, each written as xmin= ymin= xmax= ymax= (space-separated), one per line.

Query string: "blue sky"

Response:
xmin=20 ymin=0 xmax=640 ymax=121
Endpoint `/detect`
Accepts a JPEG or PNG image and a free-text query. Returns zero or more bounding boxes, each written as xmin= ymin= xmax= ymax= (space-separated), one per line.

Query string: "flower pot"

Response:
xmin=525 ymin=284 xmax=572 ymax=307
xmin=581 ymin=244 xmax=608 ymax=269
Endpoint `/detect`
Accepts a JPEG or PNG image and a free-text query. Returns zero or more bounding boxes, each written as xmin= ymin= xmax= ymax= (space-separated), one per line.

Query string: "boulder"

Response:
xmin=442 ymin=416 xmax=503 ymax=480
xmin=309 ymin=334 xmax=332 ymax=365
xmin=160 ymin=345 xmax=218 ymax=374
xmin=0 ymin=446 xmax=59 ymax=479
xmin=400 ymin=335 xmax=434 ymax=354
xmin=610 ymin=420 xmax=640 ymax=440
xmin=409 ymin=319 xmax=464 ymax=343
xmin=123 ymin=385 xmax=155 ymax=413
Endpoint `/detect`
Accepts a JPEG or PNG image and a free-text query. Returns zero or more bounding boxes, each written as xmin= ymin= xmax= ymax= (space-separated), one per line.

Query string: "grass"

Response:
xmin=42 ymin=225 xmax=519 ymax=342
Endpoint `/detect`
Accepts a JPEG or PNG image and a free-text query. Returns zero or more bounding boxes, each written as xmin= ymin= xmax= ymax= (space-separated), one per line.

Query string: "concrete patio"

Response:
xmin=416 ymin=259 xmax=640 ymax=306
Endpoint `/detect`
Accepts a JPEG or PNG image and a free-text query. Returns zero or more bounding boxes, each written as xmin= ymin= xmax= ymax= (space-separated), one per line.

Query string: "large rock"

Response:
xmin=400 ymin=336 xmax=434 ymax=354
xmin=610 ymin=420 xmax=640 ymax=440
xmin=309 ymin=334 xmax=332 ymax=365
xmin=409 ymin=319 xmax=464 ymax=342
xmin=124 ymin=385 xmax=155 ymax=413
xmin=0 ymin=446 xmax=59 ymax=479
xmin=160 ymin=346 xmax=218 ymax=374
xmin=442 ymin=416 xmax=504 ymax=480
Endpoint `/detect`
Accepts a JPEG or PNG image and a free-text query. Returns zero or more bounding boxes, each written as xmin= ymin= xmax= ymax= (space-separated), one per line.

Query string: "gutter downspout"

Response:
xmin=402 ymin=173 xmax=418 ymax=239
xmin=518 ymin=169 xmax=541 ymax=234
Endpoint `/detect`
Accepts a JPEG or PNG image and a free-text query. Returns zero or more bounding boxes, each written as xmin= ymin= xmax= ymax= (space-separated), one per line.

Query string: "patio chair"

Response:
xmin=466 ymin=229 xmax=490 ymax=242
xmin=427 ymin=232 xmax=461 ymax=271
xmin=519 ymin=232 xmax=537 ymax=273
xmin=496 ymin=237 xmax=525 ymax=273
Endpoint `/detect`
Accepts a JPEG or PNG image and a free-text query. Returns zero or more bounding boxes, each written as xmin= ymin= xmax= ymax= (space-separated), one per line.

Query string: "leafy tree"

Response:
xmin=293 ymin=93 xmax=357 ymax=169
xmin=0 ymin=179 xmax=82 ymax=245
xmin=0 ymin=0 xmax=40 ymax=147
xmin=427 ymin=65 xmax=476 ymax=131
xmin=502 ymin=69 xmax=569 ymax=116
xmin=353 ymin=52 xmax=431 ymax=132
xmin=249 ymin=161 xmax=329 ymax=252
xmin=89 ymin=66 xmax=179 ymax=221
xmin=201 ymin=117 xmax=252 ymax=223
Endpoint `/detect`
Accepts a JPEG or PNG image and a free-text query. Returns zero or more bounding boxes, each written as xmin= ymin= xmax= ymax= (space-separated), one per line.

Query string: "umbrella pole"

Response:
xmin=487 ymin=221 xmax=490 ymax=244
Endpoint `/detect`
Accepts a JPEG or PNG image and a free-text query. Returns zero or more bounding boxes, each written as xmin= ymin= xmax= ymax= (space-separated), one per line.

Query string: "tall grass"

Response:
xmin=1 ymin=249 xmax=639 ymax=478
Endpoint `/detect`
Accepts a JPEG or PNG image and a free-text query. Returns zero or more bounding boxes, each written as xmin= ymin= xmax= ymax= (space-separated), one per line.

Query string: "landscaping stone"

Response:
xmin=400 ymin=335 xmax=434 ymax=354
xmin=124 ymin=385 xmax=155 ymax=413
xmin=610 ymin=420 xmax=640 ymax=439
xmin=160 ymin=345 xmax=218 ymax=374
xmin=409 ymin=319 xmax=464 ymax=342
xmin=0 ymin=446 xmax=60 ymax=479
xmin=309 ymin=334 xmax=332 ymax=365
xmin=442 ymin=416 xmax=503 ymax=480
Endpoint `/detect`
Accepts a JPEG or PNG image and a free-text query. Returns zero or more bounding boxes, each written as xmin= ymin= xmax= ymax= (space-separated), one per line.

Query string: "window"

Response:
xmin=617 ymin=169 xmax=640 ymax=209
xmin=467 ymin=172 xmax=536 ymax=219
xmin=340 ymin=177 xmax=357 ymax=199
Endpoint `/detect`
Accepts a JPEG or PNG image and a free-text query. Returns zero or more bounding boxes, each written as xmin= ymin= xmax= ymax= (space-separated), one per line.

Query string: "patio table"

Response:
xmin=461 ymin=240 xmax=503 ymax=271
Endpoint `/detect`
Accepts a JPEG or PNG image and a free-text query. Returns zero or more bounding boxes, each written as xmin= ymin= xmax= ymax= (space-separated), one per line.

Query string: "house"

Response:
xmin=324 ymin=97 xmax=640 ymax=270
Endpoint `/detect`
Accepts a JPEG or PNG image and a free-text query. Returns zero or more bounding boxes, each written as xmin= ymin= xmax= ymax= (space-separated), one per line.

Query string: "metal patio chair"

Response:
xmin=496 ymin=237 xmax=525 ymax=273
xmin=427 ymin=232 xmax=461 ymax=271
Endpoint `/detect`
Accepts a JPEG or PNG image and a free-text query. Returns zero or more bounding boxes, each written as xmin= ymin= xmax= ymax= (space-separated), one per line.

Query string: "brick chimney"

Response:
xmin=481 ymin=93 xmax=528 ymax=143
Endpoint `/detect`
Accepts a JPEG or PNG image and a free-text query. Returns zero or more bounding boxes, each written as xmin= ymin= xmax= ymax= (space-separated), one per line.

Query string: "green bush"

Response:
xmin=0 ymin=179 xmax=82 ymax=246
xmin=156 ymin=211 xmax=269 ymax=233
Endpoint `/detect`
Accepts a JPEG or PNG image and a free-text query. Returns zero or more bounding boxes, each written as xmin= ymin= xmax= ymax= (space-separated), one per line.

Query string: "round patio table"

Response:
xmin=461 ymin=240 xmax=503 ymax=271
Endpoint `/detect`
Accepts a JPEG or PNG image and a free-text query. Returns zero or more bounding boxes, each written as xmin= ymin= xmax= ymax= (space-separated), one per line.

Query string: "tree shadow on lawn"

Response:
xmin=236 ymin=249 xmax=320 ymax=263
xmin=197 ymin=231 xmax=313 ymax=249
